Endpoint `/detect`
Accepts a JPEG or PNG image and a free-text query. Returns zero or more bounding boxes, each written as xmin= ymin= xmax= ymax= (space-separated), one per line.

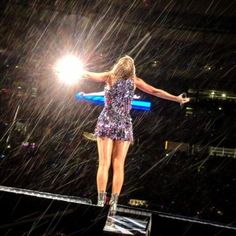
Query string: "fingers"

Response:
xmin=182 ymin=97 xmax=190 ymax=104
xmin=179 ymin=93 xmax=190 ymax=104
xmin=179 ymin=95 xmax=190 ymax=106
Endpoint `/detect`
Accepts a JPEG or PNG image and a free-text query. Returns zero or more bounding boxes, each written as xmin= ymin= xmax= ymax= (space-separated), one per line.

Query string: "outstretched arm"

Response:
xmin=82 ymin=71 xmax=111 ymax=82
xmin=134 ymin=76 xmax=190 ymax=104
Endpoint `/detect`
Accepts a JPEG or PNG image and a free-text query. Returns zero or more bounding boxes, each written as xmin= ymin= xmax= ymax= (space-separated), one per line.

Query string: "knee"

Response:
xmin=99 ymin=159 xmax=111 ymax=171
xmin=112 ymin=159 xmax=124 ymax=172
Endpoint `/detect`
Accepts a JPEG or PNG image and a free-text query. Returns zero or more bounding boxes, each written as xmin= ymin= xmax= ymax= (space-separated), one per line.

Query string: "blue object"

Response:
xmin=75 ymin=93 xmax=151 ymax=111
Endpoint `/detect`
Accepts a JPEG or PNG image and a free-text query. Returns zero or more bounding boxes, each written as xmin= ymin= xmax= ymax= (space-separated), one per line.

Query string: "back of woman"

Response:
xmin=80 ymin=55 xmax=189 ymax=213
xmin=94 ymin=56 xmax=136 ymax=142
xmin=104 ymin=76 xmax=134 ymax=116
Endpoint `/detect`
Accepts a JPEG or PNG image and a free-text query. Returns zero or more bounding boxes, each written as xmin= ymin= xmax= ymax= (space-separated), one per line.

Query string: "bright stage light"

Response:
xmin=55 ymin=55 xmax=84 ymax=85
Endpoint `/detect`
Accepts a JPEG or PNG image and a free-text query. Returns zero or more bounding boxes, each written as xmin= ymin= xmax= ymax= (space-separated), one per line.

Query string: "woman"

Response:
xmin=82 ymin=56 xmax=189 ymax=214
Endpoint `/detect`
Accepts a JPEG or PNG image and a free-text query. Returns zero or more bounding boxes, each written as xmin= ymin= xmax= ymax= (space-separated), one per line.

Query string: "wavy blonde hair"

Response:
xmin=111 ymin=55 xmax=135 ymax=80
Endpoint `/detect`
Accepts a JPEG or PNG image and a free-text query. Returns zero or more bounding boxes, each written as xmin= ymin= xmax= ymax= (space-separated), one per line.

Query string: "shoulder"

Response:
xmin=101 ymin=71 xmax=112 ymax=82
xmin=106 ymin=72 xmax=118 ymax=86
xmin=133 ymin=76 xmax=143 ymax=85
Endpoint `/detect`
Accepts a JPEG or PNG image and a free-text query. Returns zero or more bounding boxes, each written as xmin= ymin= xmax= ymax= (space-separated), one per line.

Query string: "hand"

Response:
xmin=177 ymin=93 xmax=190 ymax=105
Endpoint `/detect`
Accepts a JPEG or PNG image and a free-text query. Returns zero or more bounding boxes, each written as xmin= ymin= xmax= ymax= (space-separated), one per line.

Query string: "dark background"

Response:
xmin=0 ymin=0 xmax=235 ymax=226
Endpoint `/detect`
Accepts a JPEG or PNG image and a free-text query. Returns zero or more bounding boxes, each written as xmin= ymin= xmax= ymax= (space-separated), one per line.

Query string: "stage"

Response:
xmin=0 ymin=185 xmax=235 ymax=236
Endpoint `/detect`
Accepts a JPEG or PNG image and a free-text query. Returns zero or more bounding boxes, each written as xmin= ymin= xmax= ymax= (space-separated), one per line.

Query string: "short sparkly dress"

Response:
xmin=94 ymin=77 xmax=135 ymax=142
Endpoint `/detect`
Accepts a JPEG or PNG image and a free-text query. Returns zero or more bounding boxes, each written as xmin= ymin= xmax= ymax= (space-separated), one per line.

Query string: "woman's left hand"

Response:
xmin=177 ymin=93 xmax=190 ymax=105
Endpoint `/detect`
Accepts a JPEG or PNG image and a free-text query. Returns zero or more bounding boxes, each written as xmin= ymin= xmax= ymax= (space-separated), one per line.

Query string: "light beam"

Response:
xmin=55 ymin=55 xmax=84 ymax=85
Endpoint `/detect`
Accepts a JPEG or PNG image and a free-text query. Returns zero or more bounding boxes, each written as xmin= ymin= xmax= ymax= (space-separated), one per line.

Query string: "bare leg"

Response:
xmin=96 ymin=137 xmax=113 ymax=193
xmin=108 ymin=140 xmax=130 ymax=214
xmin=111 ymin=140 xmax=130 ymax=195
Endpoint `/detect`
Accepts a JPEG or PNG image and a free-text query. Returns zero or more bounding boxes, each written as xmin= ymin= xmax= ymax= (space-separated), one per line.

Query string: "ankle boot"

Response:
xmin=97 ymin=192 xmax=107 ymax=207
xmin=109 ymin=193 xmax=119 ymax=215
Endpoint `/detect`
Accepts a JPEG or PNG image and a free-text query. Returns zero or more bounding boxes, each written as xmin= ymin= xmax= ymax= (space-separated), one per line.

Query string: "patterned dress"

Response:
xmin=94 ymin=77 xmax=135 ymax=142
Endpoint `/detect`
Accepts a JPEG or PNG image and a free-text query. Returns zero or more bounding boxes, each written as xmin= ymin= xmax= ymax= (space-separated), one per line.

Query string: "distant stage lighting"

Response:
xmin=75 ymin=93 xmax=151 ymax=111
xmin=55 ymin=55 xmax=84 ymax=85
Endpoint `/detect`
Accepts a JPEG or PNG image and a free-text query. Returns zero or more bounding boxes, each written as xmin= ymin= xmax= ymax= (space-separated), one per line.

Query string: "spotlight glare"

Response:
xmin=55 ymin=55 xmax=84 ymax=85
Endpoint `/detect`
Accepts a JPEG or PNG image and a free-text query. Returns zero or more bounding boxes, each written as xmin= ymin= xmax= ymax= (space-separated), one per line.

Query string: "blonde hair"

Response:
xmin=112 ymin=55 xmax=135 ymax=80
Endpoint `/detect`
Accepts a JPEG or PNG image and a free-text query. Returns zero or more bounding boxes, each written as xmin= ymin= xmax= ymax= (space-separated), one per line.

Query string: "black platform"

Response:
xmin=0 ymin=186 xmax=108 ymax=236
xmin=0 ymin=185 xmax=235 ymax=236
